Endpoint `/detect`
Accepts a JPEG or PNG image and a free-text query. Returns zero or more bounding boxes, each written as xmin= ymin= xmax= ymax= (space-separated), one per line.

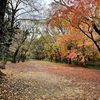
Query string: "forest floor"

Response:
xmin=0 ymin=60 xmax=100 ymax=100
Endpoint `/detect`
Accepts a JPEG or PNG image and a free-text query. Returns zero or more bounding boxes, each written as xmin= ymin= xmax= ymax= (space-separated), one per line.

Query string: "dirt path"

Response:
xmin=0 ymin=60 xmax=100 ymax=100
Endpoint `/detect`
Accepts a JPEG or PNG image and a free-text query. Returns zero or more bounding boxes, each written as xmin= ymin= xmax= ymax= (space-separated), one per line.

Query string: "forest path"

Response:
xmin=0 ymin=60 xmax=100 ymax=100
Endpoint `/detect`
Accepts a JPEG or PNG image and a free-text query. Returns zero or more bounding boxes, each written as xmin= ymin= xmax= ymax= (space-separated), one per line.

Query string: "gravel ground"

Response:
xmin=0 ymin=60 xmax=100 ymax=100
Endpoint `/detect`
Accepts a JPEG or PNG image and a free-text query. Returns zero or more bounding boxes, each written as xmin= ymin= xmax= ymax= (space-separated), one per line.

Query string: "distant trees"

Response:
xmin=0 ymin=0 xmax=44 ymax=67
xmin=10 ymin=22 xmax=38 ymax=63
xmin=30 ymin=37 xmax=45 ymax=60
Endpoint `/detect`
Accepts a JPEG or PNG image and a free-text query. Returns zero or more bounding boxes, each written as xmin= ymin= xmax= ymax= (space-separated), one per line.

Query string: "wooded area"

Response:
xmin=0 ymin=0 xmax=100 ymax=69
xmin=0 ymin=0 xmax=100 ymax=99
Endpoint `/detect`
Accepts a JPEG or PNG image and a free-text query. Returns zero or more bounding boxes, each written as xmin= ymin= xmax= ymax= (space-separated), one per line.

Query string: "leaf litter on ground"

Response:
xmin=0 ymin=60 xmax=100 ymax=100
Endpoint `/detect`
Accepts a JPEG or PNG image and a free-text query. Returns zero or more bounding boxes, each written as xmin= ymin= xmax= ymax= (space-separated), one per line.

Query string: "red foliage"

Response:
xmin=66 ymin=51 xmax=77 ymax=59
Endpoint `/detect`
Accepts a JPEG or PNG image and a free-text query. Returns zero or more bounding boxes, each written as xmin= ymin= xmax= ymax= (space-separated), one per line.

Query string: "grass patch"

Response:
xmin=87 ymin=65 xmax=100 ymax=70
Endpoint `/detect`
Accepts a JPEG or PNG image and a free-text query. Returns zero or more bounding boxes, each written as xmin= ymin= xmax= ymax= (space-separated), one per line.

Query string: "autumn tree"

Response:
xmin=47 ymin=0 xmax=100 ymax=66
xmin=48 ymin=0 xmax=100 ymax=52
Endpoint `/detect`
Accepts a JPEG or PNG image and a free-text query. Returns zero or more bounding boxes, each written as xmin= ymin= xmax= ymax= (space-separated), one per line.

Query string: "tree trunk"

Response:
xmin=0 ymin=0 xmax=8 ymax=40
xmin=12 ymin=47 xmax=20 ymax=63
xmin=0 ymin=0 xmax=7 ymax=20
xmin=0 ymin=0 xmax=8 ymax=69
xmin=68 ymin=58 xmax=72 ymax=64
xmin=77 ymin=55 xmax=79 ymax=65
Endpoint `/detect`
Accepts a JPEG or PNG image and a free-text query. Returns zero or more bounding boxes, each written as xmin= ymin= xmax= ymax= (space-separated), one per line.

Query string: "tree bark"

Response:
xmin=12 ymin=47 xmax=20 ymax=63
xmin=0 ymin=0 xmax=8 ymax=39
xmin=93 ymin=23 xmax=100 ymax=36
xmin=68 ymin=58 xmax=72 ymax=64
xmin=0 ymin=0 xmax=8 ymax=69
xmin=92 ymin=39 xmax=100 ymax=52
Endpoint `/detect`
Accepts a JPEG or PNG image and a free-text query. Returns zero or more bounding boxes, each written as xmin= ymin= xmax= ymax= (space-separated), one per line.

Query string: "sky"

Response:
xmin=17 ymin=0 xmax=54 ymax=20
xmin=43 ymin=0 xmax=53 ymax=5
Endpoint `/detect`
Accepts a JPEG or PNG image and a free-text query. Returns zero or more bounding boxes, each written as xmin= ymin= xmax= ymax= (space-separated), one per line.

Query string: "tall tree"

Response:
xmin=48 ymin=0 xmax=100 ymax=52
xmin=0 ymin=0 xmax=8 ymax=68
xmin=0 ymin=0 xmax=7 ymax=37
xmin=0 ymin=0 xmax=8 ymax=75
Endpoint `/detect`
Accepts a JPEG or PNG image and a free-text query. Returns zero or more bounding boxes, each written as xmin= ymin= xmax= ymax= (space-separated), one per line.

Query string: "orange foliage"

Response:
xmin=47 ymin=0 xmax=100 ymax=52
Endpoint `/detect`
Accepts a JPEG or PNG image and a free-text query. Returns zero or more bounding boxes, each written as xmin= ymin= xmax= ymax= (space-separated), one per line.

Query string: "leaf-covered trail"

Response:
xmin=0 ymin=60 xmax=100 ymax=100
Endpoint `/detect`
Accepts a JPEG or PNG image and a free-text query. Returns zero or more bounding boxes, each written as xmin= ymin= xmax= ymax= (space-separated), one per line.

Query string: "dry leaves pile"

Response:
xmin=0 ymin=60 xmax=100 ymax=100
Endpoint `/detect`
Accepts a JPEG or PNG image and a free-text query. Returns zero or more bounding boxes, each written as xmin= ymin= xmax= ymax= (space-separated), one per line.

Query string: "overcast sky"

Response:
xmin=43 ymin=0 xmax=53 ymax=5
xmin=17 ymin=0 xmax=54 ymax=20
